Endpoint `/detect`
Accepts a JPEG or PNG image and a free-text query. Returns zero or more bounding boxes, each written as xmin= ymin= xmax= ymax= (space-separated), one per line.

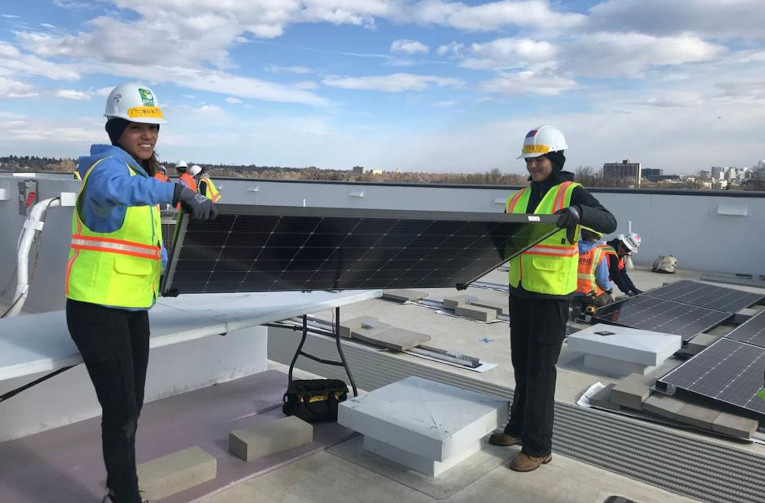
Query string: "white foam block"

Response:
xmin=568 ymin=324 xmax=681 ymax=367
xmin=363 ymin=436 xmax=481 ymax=477
xmin=338 ymin=376 xmax=507 ymax=462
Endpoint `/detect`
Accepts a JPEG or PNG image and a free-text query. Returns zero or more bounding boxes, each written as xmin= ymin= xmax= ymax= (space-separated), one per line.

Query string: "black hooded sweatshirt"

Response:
xmin=510 ymin=169 xmax=617 ymax=300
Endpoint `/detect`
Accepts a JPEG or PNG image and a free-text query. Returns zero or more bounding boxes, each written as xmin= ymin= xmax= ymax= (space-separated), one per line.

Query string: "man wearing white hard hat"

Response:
xmin=604 ymin=232 xmax=643 ymax=296
xmin=489 ymin=125 xmax=617 ymax=472
xmin=66 ymin=82 xmax=216 ymax=503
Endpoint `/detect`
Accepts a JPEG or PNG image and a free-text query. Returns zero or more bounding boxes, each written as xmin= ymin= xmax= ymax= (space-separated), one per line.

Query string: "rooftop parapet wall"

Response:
xmin=1 ymin=173 xmax=762 ymax=312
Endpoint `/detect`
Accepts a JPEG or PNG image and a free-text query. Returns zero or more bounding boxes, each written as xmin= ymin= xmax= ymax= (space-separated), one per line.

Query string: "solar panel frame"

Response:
xmin=658 ymin=338 xmax=765 ymax=417
xmin=644 ymin=280 xmax=764 ymax=313
xmin=162 ymin=205 xmax=560 ymax=294
xmin=725 ymin=310 xmax=765 ymax=349
xmin=592 ymin=295 xmax=732 ymax=341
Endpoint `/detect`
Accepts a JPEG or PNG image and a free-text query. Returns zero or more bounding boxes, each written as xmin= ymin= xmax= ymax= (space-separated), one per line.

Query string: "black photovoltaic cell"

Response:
xmin=593 ymin=295 xmax=732 ymax=341
xmin=658 ymin=338 xmax=765 ymax=417
xmin=162 ymin=205 xmax=559 ymax=294
xmin=726 ymin=310 xmax=765 ymax=349
xmin=645 ymin=280 xmax=764 ymax=313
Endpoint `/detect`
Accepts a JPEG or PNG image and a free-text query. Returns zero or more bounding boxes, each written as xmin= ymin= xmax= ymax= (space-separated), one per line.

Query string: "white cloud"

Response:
xmin=481 ymin=71 xmax=577 ymax=95
xmin=323 ymin=73 xmax=462 ymax=92
xmin=225 ymin=97 xmax=243 ymax=104
xmin=561 ymin=33 xmax=725 ymax=78
xmin=0 ymin=41 xmax=80 ymax=80
xmin=0 ymin=77 xmax=38 ymax=99
xmin=436 ymin=41 xmax=465 ymax=58
xmin=94 ymin=87 xmax=113 ymax=97
xmin=460 ymin=38 xmax=557 ymax=70
xmin=390 ymin=39 xmax=429 ymax=54
xmin=642 ymin=91 xmax=704 ymax=108
xmin=265 ymin=65 xmax=311 ymax=74
xmin=294 ymin=81 xmax=318 ymax=90
xmin=435 ymin=100 xmax=456 ymax=107
xmin=1 ymin=14 xmax=21 ymax=19
xmin=412 ymin=0 xmax=585 ymax=31
xmin=55 ymin=89 xmax=91 ymax=100
xmin=588 ymin=0 xmax=765 ymax=40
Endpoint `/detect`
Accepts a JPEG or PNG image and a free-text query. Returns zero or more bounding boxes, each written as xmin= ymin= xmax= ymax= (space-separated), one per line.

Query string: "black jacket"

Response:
xmin=510 ymin=170 xmax=618 ymax=300
xmin=605 ymin=238 xmax=637 ymax=294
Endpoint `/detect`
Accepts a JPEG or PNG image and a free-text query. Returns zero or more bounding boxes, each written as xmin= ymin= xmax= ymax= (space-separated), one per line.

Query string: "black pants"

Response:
xmin=504 ymin=295 xmax=568 ymax=457
xmin=66 ymin=299 xmax=150 ymax=503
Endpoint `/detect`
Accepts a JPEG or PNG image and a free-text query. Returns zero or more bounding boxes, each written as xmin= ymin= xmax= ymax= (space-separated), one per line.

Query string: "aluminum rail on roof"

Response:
xmin=269 ymin=329 xmax=765 ymax=503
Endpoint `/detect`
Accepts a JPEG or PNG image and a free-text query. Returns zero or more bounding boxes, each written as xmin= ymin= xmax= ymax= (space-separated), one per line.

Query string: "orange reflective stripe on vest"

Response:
xmin=70 ymin=234 xmax=161 ymax=260
xmin=577 ymin=246 xmax=604 ymax=295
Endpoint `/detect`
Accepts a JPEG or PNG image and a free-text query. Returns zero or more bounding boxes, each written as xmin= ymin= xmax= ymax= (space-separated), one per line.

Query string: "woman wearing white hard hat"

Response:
xmin=65 ymin=82 xmax=216 ymax=503
xmin=490 ymin=125 xmax=617 ymax=472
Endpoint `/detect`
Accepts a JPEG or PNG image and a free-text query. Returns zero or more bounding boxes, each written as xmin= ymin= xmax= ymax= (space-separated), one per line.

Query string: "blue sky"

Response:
xmin=1 ymin=0 xmax=764 ymax=174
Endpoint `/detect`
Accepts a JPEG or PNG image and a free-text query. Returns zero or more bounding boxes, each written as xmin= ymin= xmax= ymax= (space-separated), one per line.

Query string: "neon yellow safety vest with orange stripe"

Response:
xmin=505 ymin=181 xmax=580 ymax=295
xmin=198 ymin=177 xmax=220 ymax=203
xmin=65 ymin=158 xmax=162 ymax=308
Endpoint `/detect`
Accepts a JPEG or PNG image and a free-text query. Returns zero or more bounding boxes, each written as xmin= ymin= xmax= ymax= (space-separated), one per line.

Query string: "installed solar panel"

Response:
xmin=658 ymin=338 xmax=765 ymax=417
xmin=162 ymin=205 xmax=559 ymax=294
xmin=726 ymin=310 xmax=765 ymax=349
xmin=645 ymin=280 xmax=764 ymax=313
xmin=593 ymin=295 xmax=732 ymax=341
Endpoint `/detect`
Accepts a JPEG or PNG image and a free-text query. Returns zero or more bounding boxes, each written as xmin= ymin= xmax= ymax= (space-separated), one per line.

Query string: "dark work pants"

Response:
xmin=66 ymin=299 xmax=150 ymax=503
xmin=504 ymin=295 xmax=568 ymax=457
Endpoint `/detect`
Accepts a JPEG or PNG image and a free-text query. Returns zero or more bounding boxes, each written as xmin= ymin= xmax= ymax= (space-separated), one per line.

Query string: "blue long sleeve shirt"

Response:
xmin=76 ymin=144 xmax=176 ymax=309
xmin=577 ymin=241 xmax=613 ymax=294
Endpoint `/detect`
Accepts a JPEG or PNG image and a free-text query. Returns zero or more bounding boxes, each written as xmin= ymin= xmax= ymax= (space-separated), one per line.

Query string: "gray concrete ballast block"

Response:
xmin=454 ymin=304 xmax=497 ymax=322
xmin=712 ymin=412 xmax=759 ymax=439
xmin=470 ymin=299 xmax=509 ymax=316
xmin=229 ymin=416 xmax=313 ymax=462
xmin=338 ymin=315 xmax=379 ymax=338
xmin=610 ymin=374 xmax=657 ymax=410
xmin=443 ymin=295 xmax=478 ymax=310
xmin=382 ymin=289 xmax=429 ymax=303
xmin=137 ymin=446 xmax=217 ymax=501
xmin=642 ymin=393 xmax=686 ymax=420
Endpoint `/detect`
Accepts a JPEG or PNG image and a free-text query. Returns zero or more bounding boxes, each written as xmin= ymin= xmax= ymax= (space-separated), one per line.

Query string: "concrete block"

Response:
xmin=676 ymin=402 xmax=722 ymax=431
xmin=339 ymin=376 xmax=507 ymax=462
xmin=712 ymin=412 xmax=759 ymax=439
xmin=351 ymin=326 xmax=430 ymax=351
xmin=583 ymin=354 xmax=655 ymax=376
xmin=363 ymin=436 xmax=480 ymax=477
xmin=686 ymin=332 xmax=722 ymax=355
xmin=732 ymin=307 xmax=760 ymax=325
xmin=443 ymin=295 xmax=478 ymax=310
xmin=568 ymin=324 xmax=681 ymax=368
xmin=137 ymin=446 xmax=216 ymax=501
xmin=642 ymin=393 xmax=686 ymax=420
xmin=470 ymin=299 xmax=509 ymax=316
xmin=610 ymin=374 xmax=657 ymax=410
xmin=454 ymin=305 xmax=496 ymax=322
xmin=382 ymin=289 xmax=428 ymax=303
xmin=229 ymin=416 xmax=313 ymax=462
xmin=338 ymin=315 xmax=379 ymax=338
xmin=589 ymin=383 xmax=621 ymax=411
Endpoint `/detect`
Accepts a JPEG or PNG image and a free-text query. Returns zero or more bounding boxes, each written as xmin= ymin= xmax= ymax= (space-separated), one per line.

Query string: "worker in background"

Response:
xmin=196 ymin=167 xmax=221 ymax=203
xmin=154 ymin=165 xmax=169 ymax=182
xmin=175 ymin=159 xmax=188 ymax=180
xmin=490 ymin=125 xmax=616 ymax=472
xmin=177 ymin=162 xmax=197 ymax=192
xmin=65 ymin=82 xmax=216 ymax=503
xmin=603 ymin=233 xmax=643 ymax=296
xmin=73 ymin=168 xmax=82 ymax=182
xmin=573 ymin=229 xmax=614 ymax=314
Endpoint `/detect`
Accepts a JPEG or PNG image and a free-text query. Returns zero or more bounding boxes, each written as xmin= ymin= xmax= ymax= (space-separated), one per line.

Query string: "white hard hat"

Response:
xmin=157 ymin=165 xmax=166 ymax=173
xmin=104 ymin=82 xmax=166 ymax=124
xmin=188 ymin=165 xmax=202 ymax=177
xmin=176 ymin=160 xmax=188 ymax=169
xmin=517 ymin=125 xmax=568 ymax=159
xmin=618 ymin=232 xmax=642 ymax=253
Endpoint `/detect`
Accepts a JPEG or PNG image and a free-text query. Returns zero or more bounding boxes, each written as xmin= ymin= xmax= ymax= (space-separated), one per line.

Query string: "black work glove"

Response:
xmin=631 ymin=288 xmax=643 ymax=295
xmin=172 ymin=184 xmax=217 ymax=221
xmin=625 ymin=290 xmax=636 ymax=297
xmin=554 ymin=205 xmax=581 ymax=244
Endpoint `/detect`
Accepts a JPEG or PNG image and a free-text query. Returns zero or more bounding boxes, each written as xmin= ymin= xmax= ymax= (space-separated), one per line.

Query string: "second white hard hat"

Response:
xmin=188 ymin=165 xmax=203 ymax=177
xmin=176 ymin=160 xmax=188 ymax=169
xmin=618 ymin=232 xmax=642 ymax=253
xmin=517 ymin=125 xmax=568 ymax=159
xmin=104 ymin=82 xmax=166 ymax=125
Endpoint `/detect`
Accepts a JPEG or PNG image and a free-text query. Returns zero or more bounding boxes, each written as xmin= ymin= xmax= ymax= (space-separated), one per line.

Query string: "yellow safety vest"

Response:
xmin=65 ymin=158 xmax=162 ymax=308
xmin=198 ymin=177 xmax=220 ymax=203
xmin=505 ymin=181 xmax=580 ymax=295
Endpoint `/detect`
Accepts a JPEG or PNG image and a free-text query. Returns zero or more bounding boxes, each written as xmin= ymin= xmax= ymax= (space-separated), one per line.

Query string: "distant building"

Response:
xmin=642 ymin=168 xmax=663 ymax=182
xmin=699 ymin=170 xmax=710 ymax=179
xmin=352 ymin=166 xmax=365 ymax=175
xmin=603 ymin=159 xmax=642 ymax=187
xmin=710 ymin=166 xmax=725 ymax=180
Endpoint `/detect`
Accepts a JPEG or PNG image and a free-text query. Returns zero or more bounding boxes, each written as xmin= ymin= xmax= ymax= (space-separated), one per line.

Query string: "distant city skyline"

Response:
xmin=1 ymin=1 xmax=764 ymax=175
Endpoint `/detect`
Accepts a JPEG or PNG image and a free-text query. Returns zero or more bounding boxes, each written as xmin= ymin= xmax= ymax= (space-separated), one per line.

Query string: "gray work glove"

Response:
xmin=172 ymin=184 xmax=217 ymax=221
xmin=554 ymin=205 xmax=581 ymax=244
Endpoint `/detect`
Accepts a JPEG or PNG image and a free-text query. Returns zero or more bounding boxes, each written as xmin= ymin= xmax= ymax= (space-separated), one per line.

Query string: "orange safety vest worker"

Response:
xmin=178 ymin=172 xmax=197 ymax=192
xmin=576 ymin=245 xmax=605 ymax=296
xmin=505 ymin=181 xmax=581 ymax=295
xmin=154 ymin=172 xmax=169 ymax=183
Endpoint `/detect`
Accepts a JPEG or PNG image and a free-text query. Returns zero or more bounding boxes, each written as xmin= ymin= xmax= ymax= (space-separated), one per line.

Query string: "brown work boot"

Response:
xmin=488 ymin=429 xmax=522 ymax=446
xmin=509 ymin=451 xmax=552 ymax=472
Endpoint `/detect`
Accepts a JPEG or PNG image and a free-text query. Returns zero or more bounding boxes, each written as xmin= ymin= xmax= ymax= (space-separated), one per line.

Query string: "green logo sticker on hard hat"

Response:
xmin=138 ymin=88 xmax=155 ymax=107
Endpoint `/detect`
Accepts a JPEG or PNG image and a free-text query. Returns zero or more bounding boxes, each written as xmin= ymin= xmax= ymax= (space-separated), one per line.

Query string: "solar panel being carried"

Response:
xmin=162 ymin=205 xmax=559 ymax=294
xmin=657 ymin=338 xmax=765 ymax=417
xmin=592 ymin=295 xmax=732 ymax=341
xmin=725 ymin=310 xmax=765 ymax=349
xmin=644 ymin=280 xmax=764 ymax=313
